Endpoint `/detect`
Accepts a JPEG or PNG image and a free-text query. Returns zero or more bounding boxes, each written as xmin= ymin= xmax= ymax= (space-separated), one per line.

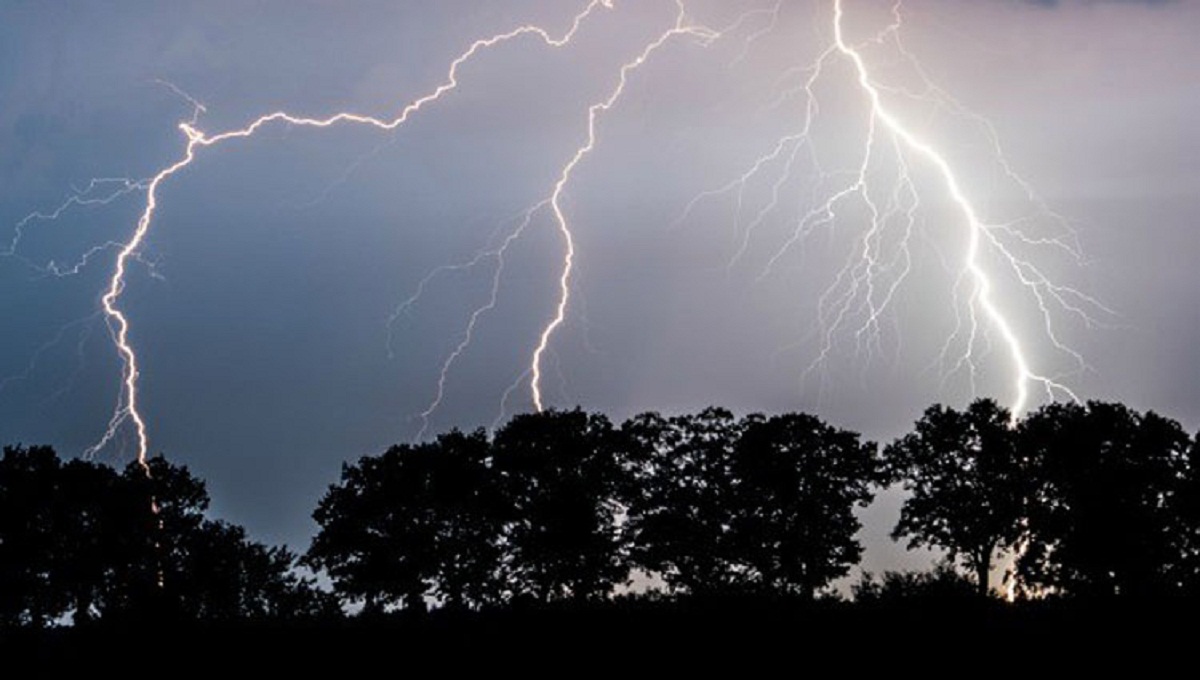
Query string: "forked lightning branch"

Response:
xmin=3 ymin=0 xmax=1102 ymax=467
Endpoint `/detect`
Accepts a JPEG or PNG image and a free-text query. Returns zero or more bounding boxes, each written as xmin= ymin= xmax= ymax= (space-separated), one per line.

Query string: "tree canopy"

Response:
xmin=5 ymin=398 xmax=1200 ymax=630
xmin=885 ymin=400 xmax=1026 ymax=596
xmin=0 ymin=446 xmax=335 ymax=626
xmin=305 ymin=429 xmax=503 ymax=612
xmin=309 ymin=407 xmax=881 ymax=607
xmin=1018 ymin=401 xmax=1194 ymax=598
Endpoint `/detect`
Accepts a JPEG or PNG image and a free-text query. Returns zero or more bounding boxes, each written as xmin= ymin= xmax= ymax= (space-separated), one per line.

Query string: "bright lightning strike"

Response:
xmin=529 ymin=1 xmax=723 ymax=413
xmin=74 ymin=0 xmax=614 ymax=467
xmin=684 ymin=0 xmax=1103 ymax=421
xmin=834 ymin=0 xmax=1099 ymax=417
xmin=5 ymin=0 xmax=1107 ymax=471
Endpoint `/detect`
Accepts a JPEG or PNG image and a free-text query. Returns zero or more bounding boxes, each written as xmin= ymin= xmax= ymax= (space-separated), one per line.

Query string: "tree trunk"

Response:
xmin=975 ymin=548 xmax=991 ymax=597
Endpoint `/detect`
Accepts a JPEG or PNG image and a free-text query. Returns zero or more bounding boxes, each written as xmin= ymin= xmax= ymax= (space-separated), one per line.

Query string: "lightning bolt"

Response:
xmin=2 ymin=178 xmax=150 ymax=277
xmin=683 ymin=0 xmax=1103 ymax=420
xmin=77 ymin=0 xmax=614 ymax=466
xmin=400 ymin=1 xmax=759 ymax=427
xmin=398 ymin=200 xmax=548 ymax=441
xmin=529 ymin=1 xmax=725 ymax=412
xmin=830 ymin=0 xmax=1088 ymax=417
xmin=11 ymin=0 xmax=1106 ymax=468
xmin=0 ymin=312 xmax=101 ymax=397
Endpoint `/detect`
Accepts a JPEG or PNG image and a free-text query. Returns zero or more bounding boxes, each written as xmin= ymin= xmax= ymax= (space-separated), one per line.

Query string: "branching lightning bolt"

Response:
xmin=396 ymin=200 xmax=548 ymax=441
xmin=683 ymin=0 xmax=1104 ymax=420
xmin=400 ymin=1 xmax=758 ymax=428
xmin=529 ymin=1 xmax=723 ymax=412
xmin=7 ymin=0 xmax=1108 ymax=472
xmin=73 ymin=0 xmax=614 ymax=466
xmin=830 ymin=0 xmax=1092 ymax=417
xmin=3 ymin=178 xmax=150 ymax=277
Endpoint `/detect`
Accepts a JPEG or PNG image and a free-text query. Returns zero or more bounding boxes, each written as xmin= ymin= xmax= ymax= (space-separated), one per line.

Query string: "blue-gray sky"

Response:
xmin=2 ymin=0 xmax=1197 ymax=578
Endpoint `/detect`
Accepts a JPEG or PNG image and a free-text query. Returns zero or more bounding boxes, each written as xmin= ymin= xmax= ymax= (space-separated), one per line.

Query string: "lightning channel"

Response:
xmin=529 ymin=0 xmax=723 ymax=412
xmin=681 ymin=0 xmax=1103 ymax=418
xmin=80 ymin=0 xmax=614 ymax=466
xmin=831 ymin=0 xmax=1074 ymax=417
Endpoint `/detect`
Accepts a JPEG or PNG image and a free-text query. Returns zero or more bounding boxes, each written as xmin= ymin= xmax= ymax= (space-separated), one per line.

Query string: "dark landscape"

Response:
xmin=3 ymin=400 xmax=1199 ymax=666
xmin=4 ymin=1 xmax=1198 ymax=670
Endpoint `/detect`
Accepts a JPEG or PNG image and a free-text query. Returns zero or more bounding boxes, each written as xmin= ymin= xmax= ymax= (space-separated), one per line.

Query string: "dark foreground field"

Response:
xmin=4 ymin=598 xmax=1195 ymax=673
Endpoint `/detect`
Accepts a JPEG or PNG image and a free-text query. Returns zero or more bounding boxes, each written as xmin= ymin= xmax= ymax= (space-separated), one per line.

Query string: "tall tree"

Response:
xmin=424 ymin=430 xmax=506 ymax=609
xmin=492 ymin=409 xmax=626 ymax=602
xmin=620 ymin=408 xmax=753 ymax=595
xmin=306 ymin=429 xmax=503 ymax=612
xmin=55 ymin=459 xmax=125 ymax=624
xmin=885 ymin=400 xmax=1025 ymax=596
xmin=734 ymin=412 xmax=881 ymax=598
xmin=307 ymin=447 xmax=432 ymax=613
xmin=100 ymin=456 xmax=333 ymax=621
xmin=177 ymin=519 xmax=337 ymax=620
xmin=101 ymin=456 xmax=211 ymax=620
xmin=1 ymin=449 xmax=331 ymax=625
xmin=1019 ymin=401 xmax=1192 ymax=598
xmin=0 ymin=445 xmax=66 ymax=626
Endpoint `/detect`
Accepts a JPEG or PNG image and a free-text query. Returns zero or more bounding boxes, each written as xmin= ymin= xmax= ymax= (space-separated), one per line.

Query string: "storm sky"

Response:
xmin=2 ymin=0 xmax=1197 ymax=576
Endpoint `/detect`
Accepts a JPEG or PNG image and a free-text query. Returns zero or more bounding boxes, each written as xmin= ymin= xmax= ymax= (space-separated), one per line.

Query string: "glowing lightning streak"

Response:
xmin=689 ymin=1 xmax=1092 ymax=418
xmin=832 ymin=2 xmax=1094 ymax=600
xmin=82 ymin=0 xmax=614 ymax=466
xmin=3 ymin=178 xmax=149 ymax=276
xmin=529 ymin=1 xmax=723 ymax=412
xmin=831 ymin=0 xmax=1075 ymax=418
xmin=407 ymin=201 xmax=549 ymax=440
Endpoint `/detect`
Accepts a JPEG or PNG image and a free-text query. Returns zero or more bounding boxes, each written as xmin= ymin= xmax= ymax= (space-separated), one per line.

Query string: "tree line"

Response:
xmin=2 ymin=399 xmax=1198 ymax=626
xmin=0 ymin=450 xmax=337 ymax=626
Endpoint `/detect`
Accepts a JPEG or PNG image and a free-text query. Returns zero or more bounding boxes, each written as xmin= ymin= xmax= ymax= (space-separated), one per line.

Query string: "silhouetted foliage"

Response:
xmin=492 ymin=409 xmax=627 ymax=602
xmin=885 ymin=399 xmax=1025 ymax=596
xmin=55 ymin=459 xmax=129 ymax=624
xmin=307 ymin=411 xmax=632 ymax=609
xmin=0 ymin=448 xmax=333 ymax=627
xmin=620 ymin=409 xmax=880 ymax=598
xmin=306 ymin=429 xmax=503 ymax=612
xmin=852 ymin=563 xmax=979 ymax=605
xmin=7 ymin=398 xmax=1200 ymax=636
xmin=620 ymin=408 xmax=750 ymax=594
xmin=425 ymin=430 xmax=507 ymax=609
xmin=1018 ymin=402 xmax=1193 ymax=598
xmin=0 ymin=445 xmax=69 ymax=626
xmin=734 ymin=412 xmax=882 ymax=598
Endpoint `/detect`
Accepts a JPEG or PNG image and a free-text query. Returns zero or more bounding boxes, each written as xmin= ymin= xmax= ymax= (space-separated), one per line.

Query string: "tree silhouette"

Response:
xmin=307 ymin=429 xmax=503 ymax=612
xmin=425 ymin=429 xmax=506 ymax=609
xmin=8 ymin=397 xmax=1200 ymax=633
xmin=884 ymin=400 xmax=1024 ymax=597
xmin=0 ymin=445 xmax=67 ymax=626
xmin=55 ymin=458 xmax=125 ymax=624
xmin=0 ymin=448 xmax=332 ymax=626
xmin=620 ymin=408 xmax=751 ymax=595
xmin=492 ymin=409 xmax=627 ymax=602
xmin=175 ymin=519 xmax=336 ymax=620
xmin=734 ymin=412 xmax=881 ymax=598
xmin=98 ymin=456 xmax=334 ymax=621
xmin=852 ymin=563 xmax=978 ymax=605
xmin=308 ymin=446 xmax=430 ymax=613
xmin=1018 ymin=401 xmax=1192 ymax=598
